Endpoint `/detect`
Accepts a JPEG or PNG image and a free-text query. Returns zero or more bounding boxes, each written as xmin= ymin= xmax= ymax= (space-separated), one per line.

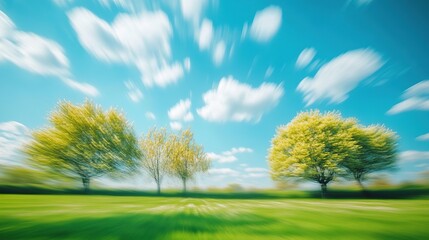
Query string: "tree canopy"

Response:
xmin=139 ymin=127 xmax=169 ymax=194
xmin=268 ymin=110 xmax=398 ymax=197
xmin=167 ymin=129 xmax=210 ymax=193
xmin=342 ymin=125 xmax=397 ymax=189
xmin=268 ymin=110 xmax=359 ymax=197
xmin=25 ymin=100 xmax=141 ymax=192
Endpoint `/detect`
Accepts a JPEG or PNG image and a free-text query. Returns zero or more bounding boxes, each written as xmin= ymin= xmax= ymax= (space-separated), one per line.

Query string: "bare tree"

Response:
xmin=140 ymin=127 xmax=169 ymax=194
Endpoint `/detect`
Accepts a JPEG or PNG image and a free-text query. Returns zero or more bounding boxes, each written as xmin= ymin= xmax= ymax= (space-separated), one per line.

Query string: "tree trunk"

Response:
xmin=156 ymin=181 xmax=161 ymax=195
xmin=357 ymin=179 xmax=365 ymax=190
xmin=357 ymin=179 xmax=370 ymax=198
xmin=82 ymin=177 xmax=90 ymax=194
xmin=320 ymin=183 xmax=327 ymax=199
xmin=182 ymin=178 xmax=187 ymax=194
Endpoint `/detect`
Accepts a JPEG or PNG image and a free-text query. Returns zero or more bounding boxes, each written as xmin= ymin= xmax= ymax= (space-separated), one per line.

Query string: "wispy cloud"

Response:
xmin=145 ymin=112 xmax=156 ymax=121
xmin=297 ymin=48 xmax=383 ymax=106
xmin=183 ymin=57 xmax=191 ymax=72
xmin=67 ymin=7 xmax=188 ymax=88
xmin=52 ymin=0 xmax=74 ymax=7
xmin=207 ymin=147 xmax=253 ymax=163
xmin=387 ymin=80 xmax=429 ymax=114
xmin=180 ymin=0 xmax=207 ymax=27
xmin=264 ymin=66 xmax=274 ymax=78
xmin=249 ymin=5 xmax=282 ymax=43
xmin=0 ymin=11 xmax=99 ymax=96
xmin=197 ymin=76 xmax=283 ymax=122
xmin=213 ymin=40 xmax=226 ymax=66
xmin=417 ymin=133 xmax=429 ymax=141
xmin=125 ymin=81 xmax=143 ymax=103
xmin=208 ymin=168 xmax=240 ymax=176
xmin=244 ymin=167 xmax=268 ymax=173
xmin=296 ymin=48 xmax=316 ymax=69
xmin=399 ymin=150 xmax=429 ymax=162
xmin=208 ymin=167 xmax=268 ymax=179
xmin=197 ymin=19 xmax=213 ymax=50
xmin=61 ymin=78 xmax=99 ymax=97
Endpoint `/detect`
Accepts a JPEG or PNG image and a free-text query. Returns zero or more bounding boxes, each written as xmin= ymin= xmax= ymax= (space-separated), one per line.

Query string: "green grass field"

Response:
xmin=0 ymin=194 xmax=428 ymax=239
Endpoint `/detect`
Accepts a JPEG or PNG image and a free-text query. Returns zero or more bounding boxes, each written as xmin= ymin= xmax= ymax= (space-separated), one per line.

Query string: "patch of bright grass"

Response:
xmin=0 ymin=194 xmax=428 ymax=239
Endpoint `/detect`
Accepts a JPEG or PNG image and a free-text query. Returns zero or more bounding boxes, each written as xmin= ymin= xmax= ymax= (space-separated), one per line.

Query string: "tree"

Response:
xmin=139 ymin=127 xmax=169 ymax=194
xmin=167 ymin=129 xmax=210 ymax=193
xmin=0 ymin=165 xmax=76 ymax=187
xmin=25 ymin=100 xmax=141 ymax=192
xmin=268 ymin=111 xmax=359 ymax=198
xmin=342 ymin=125 xmax=397 ymax=190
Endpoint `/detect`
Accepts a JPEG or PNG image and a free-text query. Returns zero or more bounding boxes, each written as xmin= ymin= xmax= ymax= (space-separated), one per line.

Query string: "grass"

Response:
xmin=0 ymin=194 xmax=428 ymax=239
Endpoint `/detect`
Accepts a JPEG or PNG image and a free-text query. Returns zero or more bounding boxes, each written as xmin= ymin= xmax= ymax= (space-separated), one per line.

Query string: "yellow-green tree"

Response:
xmin=167 ymin=129 xmax=210 ymax=193
xmin=268 ymin=111 xmax=359 ymax=198
xmin=139 ymin=127 xmax=169 ymax=194
xmin=25 ymin=100 xmax=141 ymax=192
xmin=342 ymin=125 xmax=397 ymax=189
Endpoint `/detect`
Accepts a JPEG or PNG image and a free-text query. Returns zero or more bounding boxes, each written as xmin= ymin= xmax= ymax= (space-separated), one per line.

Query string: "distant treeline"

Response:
xmin=1 ymin=184 xmax=428 ymax=199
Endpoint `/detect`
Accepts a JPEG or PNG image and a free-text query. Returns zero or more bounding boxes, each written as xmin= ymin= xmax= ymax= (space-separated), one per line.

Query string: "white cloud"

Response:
xmin=197 ymin=19 xmax=213 ymax=50
xmin=68 ymin=7 xmax=188 ymax=88
xmin=297 ymin=48 xmax=383 ymax=106
xmin=208 ymin=168 xmax=239 ymax=176
xmin=152 ymin=63 xmax=185 ymax=87
xmin=296 ymin=48 xmax=316 ymax=69
xmin=207 ymin=147 xmax=253 ymax=163
xmin=197 ymin=76 xmax=284 ymax=122
xmin=170 ymin=121 xmax=183 ymax=131
xmin=0 ymin=10 xmax=98 ymax=96
xmin=180 ymin=0 xmax=207 ymax=26
xmin=249 ymin=5 xmax=282 ymax=43
xmin=417 ymin=133 xmax=429 ymax=141
xmin=264 ymin=66 xmax=274 ymax=78
xmin=176 ymin=1 xmax=232 ymax=67
xmin=388 ymin=80 xmax=429 ymax=114
xmin=145 ymin=112 xmax=156 ymax=120
xmin=399 ymin=151 xmax=429 ymax=162
xmin=0 ymin=121 xmax=30 ymax=166
xmin=124 ymin=81 xmax=143 ymax=103
xmin=1 ymin=31 xmax=69 ymax=76
xmin=206 ymin=153 xmax=237 ymax=163
xmin=213 ymin=41 xmax=226 ymax=66
xmin=168 ymin=99 xmax=193 ymax=130
xmin=168 ymin=99 xmax=194 ymax=122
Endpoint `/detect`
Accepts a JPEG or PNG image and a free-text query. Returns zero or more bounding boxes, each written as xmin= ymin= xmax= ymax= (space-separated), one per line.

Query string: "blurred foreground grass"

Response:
xmin=0 ymin=194 xmax=428 ymax=239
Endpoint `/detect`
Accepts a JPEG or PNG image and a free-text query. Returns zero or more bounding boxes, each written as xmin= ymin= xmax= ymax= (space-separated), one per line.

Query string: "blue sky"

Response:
xmin=1 ymin=0 xmax=429 ymax=189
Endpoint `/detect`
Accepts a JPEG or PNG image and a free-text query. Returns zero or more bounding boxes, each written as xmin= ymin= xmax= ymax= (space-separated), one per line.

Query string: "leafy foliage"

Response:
xmin=25 ymin=100 xmax=141 ymax=191
xmin=167 ymin=129 xmax=210 ymax=193
xmin=342 ymin=125 xmax=397 ymax=188
xmin=139 ymin=127 xmax=169 ymax=194
xmin=268 ymin=110 xmax=360 ymax=197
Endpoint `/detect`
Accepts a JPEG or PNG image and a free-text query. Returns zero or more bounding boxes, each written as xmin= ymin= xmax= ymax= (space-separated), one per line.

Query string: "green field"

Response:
xmin=0 ymin=194 xmax=428 ymax=239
